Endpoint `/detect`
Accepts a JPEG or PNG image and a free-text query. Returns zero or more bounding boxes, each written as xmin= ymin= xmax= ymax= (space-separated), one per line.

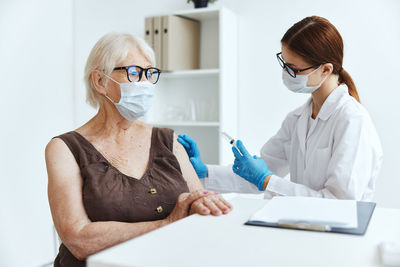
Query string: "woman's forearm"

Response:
xmin=64 ymin=219 xmax=169 ymax=260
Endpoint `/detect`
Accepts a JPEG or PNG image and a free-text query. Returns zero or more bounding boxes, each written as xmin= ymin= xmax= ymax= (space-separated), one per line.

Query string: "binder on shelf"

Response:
xmin=153 ymin=16 xmax=163 ymax=69
xmin=144 ymin=17 xmax=154 ymax=50
xmin=161 ymin=15 xmax=200 ymax=71
xmin=145 ymin=15 xmax=200 ymax=71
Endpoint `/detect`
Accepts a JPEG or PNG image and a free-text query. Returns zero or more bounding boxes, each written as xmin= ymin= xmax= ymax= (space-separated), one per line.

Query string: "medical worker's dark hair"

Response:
xmin=281 ymin=16 xmax=360 ymax=103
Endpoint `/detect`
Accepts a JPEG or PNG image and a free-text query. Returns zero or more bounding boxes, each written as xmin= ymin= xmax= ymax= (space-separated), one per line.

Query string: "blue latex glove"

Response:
xmin=232 ymin=140 xmax=273 ymax=191
xmin=177 ymin=134 xmax=207 ymax=179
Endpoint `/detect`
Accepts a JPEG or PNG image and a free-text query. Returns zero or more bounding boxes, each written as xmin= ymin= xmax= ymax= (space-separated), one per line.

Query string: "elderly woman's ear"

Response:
xmin=91 ymin=70 xmax=107 ymax=95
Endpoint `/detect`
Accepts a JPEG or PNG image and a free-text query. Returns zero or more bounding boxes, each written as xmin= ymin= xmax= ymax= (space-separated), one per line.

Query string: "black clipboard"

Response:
xmin=245 ymin=201 xmax=376 ymax=236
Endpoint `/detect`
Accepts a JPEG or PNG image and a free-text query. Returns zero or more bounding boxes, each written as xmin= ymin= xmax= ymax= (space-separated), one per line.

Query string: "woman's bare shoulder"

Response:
xmin=45 ymin=137 xmax=69 ymax=156
xmin=45 ymin=137 xmax=77 ymax=172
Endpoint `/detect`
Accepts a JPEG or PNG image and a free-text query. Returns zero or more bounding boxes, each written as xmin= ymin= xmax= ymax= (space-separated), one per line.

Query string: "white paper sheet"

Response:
xmin=250 ymin=196 xmax=358 ymax=228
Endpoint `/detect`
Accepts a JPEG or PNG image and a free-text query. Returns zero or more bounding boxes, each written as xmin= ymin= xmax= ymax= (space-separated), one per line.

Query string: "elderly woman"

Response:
xmin=45 ymin=33 xmax=232 ymax=267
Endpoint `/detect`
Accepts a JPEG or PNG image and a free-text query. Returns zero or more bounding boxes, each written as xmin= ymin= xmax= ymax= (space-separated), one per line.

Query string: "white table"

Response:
xmin=87 ymin=196 xmax=400 ymax=267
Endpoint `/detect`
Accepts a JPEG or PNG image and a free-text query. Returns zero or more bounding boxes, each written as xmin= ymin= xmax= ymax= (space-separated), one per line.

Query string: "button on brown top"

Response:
xmin=52 ymin=127 xmax=189 ymax=267
xmin=150 ymin=188 xmax=157 ymax=194
xmin=156 ymin=206 xmax=163 ymax=213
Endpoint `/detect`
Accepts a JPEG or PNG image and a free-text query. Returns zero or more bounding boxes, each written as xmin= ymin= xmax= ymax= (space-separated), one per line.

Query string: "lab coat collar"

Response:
xmin=317 ymin=85 xmax=349 ymax=121
xmin=295 ymin=85 xmax=349 ymax=155
xmin=293 ymin=84 xmax=349 ymax=121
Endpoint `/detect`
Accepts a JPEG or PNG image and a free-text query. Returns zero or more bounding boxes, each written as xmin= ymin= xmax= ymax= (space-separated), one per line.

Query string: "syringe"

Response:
xmin=220 ymin=131 xmax=242 ymax=155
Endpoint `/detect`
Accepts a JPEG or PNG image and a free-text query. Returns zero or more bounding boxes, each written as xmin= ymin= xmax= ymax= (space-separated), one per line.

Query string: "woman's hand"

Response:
xmin=165 ymin=190 xmax=210 ymax=223
xmin=232 ymin=140 xmax=274 ymax=191
xmin=189 ymin=192 xmax=233 ymax=216
xmin=177 ymin=134 xmax=208 ymax=178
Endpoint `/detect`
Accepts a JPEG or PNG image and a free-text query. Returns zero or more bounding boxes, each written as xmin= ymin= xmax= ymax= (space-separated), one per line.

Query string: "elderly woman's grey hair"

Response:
xmin=84 ymin=33 xmax=155 ymax=108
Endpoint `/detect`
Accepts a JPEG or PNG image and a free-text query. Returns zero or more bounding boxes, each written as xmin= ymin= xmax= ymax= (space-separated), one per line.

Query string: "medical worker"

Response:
xmin=178 ymin=16 xmax=383 ymax=201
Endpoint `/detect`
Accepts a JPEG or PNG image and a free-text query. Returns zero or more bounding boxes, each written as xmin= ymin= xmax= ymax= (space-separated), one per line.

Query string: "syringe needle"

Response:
xmin=221 ymin=131 xmax=234 ymax=143
xmin=220 ymin=131 xmax=242 ymax=155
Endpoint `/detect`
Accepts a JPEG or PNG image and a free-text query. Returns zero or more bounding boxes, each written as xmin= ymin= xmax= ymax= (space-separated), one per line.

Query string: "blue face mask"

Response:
xmin=282 ymin=65 xmax=327 ymax=94
xmin=104 ymin=74 xmax=155 ymax=121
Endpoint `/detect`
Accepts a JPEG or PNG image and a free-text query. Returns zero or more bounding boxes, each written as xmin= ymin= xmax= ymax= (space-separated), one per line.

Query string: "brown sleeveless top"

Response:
xmin=53 ymin=127 xmax=189 ymax=267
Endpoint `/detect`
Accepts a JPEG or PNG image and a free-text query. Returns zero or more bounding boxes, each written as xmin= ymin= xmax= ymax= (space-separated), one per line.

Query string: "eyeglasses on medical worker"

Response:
xmin=276 ymin=52 xmax=322 ymax=78
xmin=113 ymin=65 xmax=162 ymax=84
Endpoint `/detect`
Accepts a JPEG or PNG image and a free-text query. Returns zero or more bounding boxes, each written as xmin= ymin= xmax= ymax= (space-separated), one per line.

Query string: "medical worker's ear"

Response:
xmin=91 ymin=69 xmax=107 ymax=95
xmin=321 ymin=63 xmax=333 ymax=77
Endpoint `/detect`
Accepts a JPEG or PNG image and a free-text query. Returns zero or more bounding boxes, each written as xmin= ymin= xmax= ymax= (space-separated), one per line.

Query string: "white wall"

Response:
xmin=0 ymin=0 xmax=74 ymax=266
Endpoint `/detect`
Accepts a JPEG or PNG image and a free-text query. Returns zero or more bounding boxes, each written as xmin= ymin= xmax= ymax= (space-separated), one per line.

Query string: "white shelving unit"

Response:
xmin=145 ymin=7 xmax=237 ymax=165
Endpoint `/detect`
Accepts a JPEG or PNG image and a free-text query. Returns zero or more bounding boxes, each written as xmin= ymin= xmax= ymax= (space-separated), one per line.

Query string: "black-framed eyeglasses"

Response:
xmin=113 ymin=65 xmax=161 ymax=84
xmin=276 ymin=52 xmax=322 ymax=78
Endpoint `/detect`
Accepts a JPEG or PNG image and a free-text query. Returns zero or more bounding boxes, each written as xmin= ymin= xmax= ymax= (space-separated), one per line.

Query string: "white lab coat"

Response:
xmin=201 ymin=85 xmax=383 ymax=201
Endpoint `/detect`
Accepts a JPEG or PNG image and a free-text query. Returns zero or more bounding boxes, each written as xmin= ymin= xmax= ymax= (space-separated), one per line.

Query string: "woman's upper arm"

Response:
xmin=45 ymin=138 xmax=91 ymax=243
xmin=172 ymin=133 xmax=204 ymax=192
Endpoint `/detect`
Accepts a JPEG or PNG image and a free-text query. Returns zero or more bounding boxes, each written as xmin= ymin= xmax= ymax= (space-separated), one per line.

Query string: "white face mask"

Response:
xmin=282 ymin=65 xmax=327 ymax=94
xmin=104 ymin=74 xmax=155 ymax=121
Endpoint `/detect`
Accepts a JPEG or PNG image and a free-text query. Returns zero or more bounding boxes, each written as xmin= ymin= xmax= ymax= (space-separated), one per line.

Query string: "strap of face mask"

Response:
xmin=102 ymin=73 xmax=119 ymax=103
xmin=307 ymin=64 xmax=322 ymax=77
xmin=104 ymin=94 xmax=116 ymax=104
xmin=103 ymin=73 xmax=121 ymax=85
